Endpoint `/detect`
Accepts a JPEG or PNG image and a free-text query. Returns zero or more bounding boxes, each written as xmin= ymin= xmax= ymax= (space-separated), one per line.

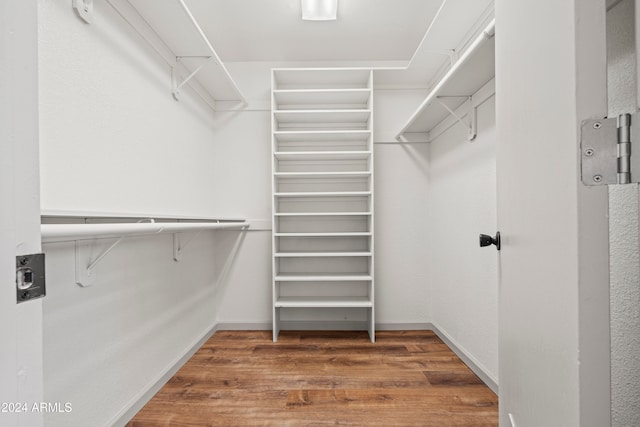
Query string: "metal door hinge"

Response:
xmin=581 ymin=113 xmax=639 ymax=185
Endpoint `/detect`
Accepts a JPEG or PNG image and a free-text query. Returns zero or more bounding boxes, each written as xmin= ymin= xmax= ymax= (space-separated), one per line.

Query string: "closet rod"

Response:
xmin=42 ymin=221 xmax=248 ymax=243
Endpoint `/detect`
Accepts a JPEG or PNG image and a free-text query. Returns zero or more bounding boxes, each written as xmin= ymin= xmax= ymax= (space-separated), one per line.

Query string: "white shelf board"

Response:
xmin=274 ymin=130 xmax=371 ymax=143
xmin=41 ymin=221 xmax=248 ymax=243
xmin=274 ymin=151 xmax=371 ymax=161
xmin=275 ymin=251 xmax=372 ymax=258
xmin=274 ymin=212 xmax=371 ymax=217
xmin=275 ymin=171 xmax=371 ymax=179
xmin=273 ymin=68 xmax=372 ymax=90
xmin=274 ymin=110 xmax=371 ymax=125
xmin=275 ymin=191 xmax=371 ymax=198
xmin=274 ymin=232 xmax=372 ymax=237
xmin=275 ymin=296 xmax=373 ymax=308
xmin=273 ymin=89 xmax=370 ymax=109
xmin=398 ymin=23 xmax=495 ymax=138
xmin=109 ymin=0 xmax=246 ymax=106
xmin=275 ymin=273 xmax=373 ymax=282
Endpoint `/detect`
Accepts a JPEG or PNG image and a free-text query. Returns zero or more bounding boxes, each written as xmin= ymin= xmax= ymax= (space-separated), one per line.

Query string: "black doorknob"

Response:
xmin=479 ymin=232 xmax=501 ymax=250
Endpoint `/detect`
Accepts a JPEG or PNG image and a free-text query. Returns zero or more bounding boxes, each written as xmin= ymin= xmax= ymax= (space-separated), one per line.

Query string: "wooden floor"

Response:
xmin=127 ymin=330 xmax=498 ymax=426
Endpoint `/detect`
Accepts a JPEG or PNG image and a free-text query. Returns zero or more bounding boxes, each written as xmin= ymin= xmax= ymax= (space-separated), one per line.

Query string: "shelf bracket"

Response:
xmin=172 ymin=56 xmax=213 ymax=101
xmin=426 ymin=49 xmax=458 ymax=67
xmin=173 ymin=230 xmax=204 ymax=262
xmin=75 ymin=218 xmax=155 ymax=287
xmin=436 ymin=96 xmax=477 ymax=141
xmin=75 ymin=238 xmax=122 ymax=287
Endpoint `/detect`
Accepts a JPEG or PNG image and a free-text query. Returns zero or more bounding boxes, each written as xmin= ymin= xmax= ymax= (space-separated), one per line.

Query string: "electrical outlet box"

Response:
xmin=16 ymin=253 xmax=46 ymax=303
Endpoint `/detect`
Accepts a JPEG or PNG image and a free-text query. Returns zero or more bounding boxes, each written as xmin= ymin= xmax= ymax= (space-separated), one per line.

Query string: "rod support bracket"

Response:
xmin=172 ymin=56 xmax=213 ymax=100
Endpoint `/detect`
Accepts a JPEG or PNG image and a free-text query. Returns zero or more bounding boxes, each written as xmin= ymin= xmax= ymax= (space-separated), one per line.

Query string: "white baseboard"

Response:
xmin=108 ymin=321 xmax=220 ymax=427
xmin=430 ymin=323 xmax=499 ymax=394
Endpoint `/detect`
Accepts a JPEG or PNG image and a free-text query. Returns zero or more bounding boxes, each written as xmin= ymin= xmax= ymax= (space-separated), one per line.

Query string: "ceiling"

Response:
xmin=128 ymin=0 xmax=494 ymax=89
xmin=183 ymin=0 xmax=444 ymax=62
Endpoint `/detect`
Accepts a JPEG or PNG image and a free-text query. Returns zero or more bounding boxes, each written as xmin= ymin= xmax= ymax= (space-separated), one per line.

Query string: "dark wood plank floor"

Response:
xmin=127 ymin=330 xmax=498 ymax=426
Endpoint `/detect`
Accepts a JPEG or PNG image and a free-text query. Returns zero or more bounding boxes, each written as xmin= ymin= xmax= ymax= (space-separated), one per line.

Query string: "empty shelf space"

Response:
xmin=275 ymin=273 xmax=373 ymax=282
xmin=274 ymin=232 xmax=372 ymax=237
xmin=272 ymin=69 xmax=372 ymax=90
xmin=274 ymin=212 xmax=371 ymax=217
xmin=274 ymin=151 xmax=372 ymax=161
xmin=275 ymin=191 xmax=371 ymax=198
xmin=273 ymin=89 xmax=371 ymax=110
xmin=274 ymin=130 xmax=371 ymax=143
xmin=275 ymin=296 xmax=373 ymax=308
xmin=275 ymin=251 xmax=372 ymax=258
xmin=275 ymin=171 xmax=371 ymax=179
xmin=274 ymin=110 xmax=371 ymax=125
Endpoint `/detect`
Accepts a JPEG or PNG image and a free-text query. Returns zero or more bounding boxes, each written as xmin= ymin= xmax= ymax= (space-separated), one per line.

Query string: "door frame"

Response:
xmin=0 ymin=1 xmax=44 ymax=426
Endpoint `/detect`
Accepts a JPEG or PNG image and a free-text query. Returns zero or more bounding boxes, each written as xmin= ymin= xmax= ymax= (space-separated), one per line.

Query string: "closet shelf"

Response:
xmin=274 ymin=171 xmax=371 ymax=179
xmin=274 ymin=110 xmax=371 ymax=125
xmin=275 ymin=296 xmax=373 ymax=308
xmin=105 ymin=0 xmax=247 ymax=110
xmin=275 ymin=273 xmax=373 ymax=282
xmin=396 ymin=19 xmax=495 ymax=143
xmin=274 ymin=130 xmax=371 ymax=142
xmin=275 ymin=251 xmax=372 ymax=258
xmin=274 ymin=191 xmax=371 ymax=198
xmin=41 ymin=213 xmax=247 ymax=287
xmin=274 ymin=212 xmax=371 ymax=217
xmin=273 ymin=89 xmax=371 ymax=109
xmin=274 ymin=151 xmax=372 ymax=161
xmin=41 ymin=220 xmax=248 ymax=243
xmin=274 ymin=232 xmax=372 ymax=237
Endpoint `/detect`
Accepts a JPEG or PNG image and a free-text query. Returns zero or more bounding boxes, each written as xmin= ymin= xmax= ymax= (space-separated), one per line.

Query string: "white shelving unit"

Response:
xmin=271 ymin=68 xmax=375 ymax=342
xmin=396 ymin=19 xmax=495 ymax=143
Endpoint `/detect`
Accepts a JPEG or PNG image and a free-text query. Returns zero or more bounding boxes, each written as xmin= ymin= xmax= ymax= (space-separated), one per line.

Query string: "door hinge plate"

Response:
xmin=581 ymin=113 xmax=639 ymax=185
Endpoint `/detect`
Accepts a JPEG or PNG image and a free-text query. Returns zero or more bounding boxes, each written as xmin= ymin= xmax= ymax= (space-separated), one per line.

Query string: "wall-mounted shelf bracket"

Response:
xmin=427 ymin=49 xmax=458 ymax=67
xmin=172 ymin=56 xmax=213 ymax=100
xmin=173 ymin=230 xmax=203 ymax=262
xmin=75 ymin=238 xmax=122 ymax=287
xmin=436 ymin=96 xmax=477 ymax=141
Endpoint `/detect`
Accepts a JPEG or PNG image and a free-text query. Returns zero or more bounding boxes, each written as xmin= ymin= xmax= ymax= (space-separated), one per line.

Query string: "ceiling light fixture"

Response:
xmin=301 ymin=0 xmax=338 ymax=21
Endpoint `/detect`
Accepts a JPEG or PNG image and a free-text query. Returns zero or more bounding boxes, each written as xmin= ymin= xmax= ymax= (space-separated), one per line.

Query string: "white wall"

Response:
xmin=42 ymin=235 xmax=220 ymax=427
xmin=606 ymin=1 xmax=640 ymax=425
xmin=38 ymin=0 xmax=220 ymax=217
xmin=38 ymin=1 xmax=231 ymax=426
xmin=427 ymin=96 xmax=498 ymax=385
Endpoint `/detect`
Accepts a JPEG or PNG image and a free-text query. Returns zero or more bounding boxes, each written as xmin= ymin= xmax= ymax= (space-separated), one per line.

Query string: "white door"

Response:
xmin=496 ymin=1 xmax=611 ymax=426
xmin=0 ymin=1 xmax=44 ymax=427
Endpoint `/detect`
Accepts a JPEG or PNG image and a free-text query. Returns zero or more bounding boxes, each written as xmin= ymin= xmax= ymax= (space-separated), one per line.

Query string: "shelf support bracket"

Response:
xmin=75 ymin=218 xmax=154 ymax=287
xmin=75 ymin=238 xmax=122 ymax=287
xmin=173 ymin=230 xmax=205 ymax=262
xmin=172 ymin=56 xmax=213 ymax=101
xmin=436 ymin=96 xmax=477 ymax=141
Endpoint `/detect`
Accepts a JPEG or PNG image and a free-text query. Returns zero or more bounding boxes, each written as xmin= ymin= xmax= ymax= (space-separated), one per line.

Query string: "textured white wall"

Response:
xmin=606 ymin=1 xmax=640 ymax=425
xmin=42 ymin=235 xmax=220 ymax=427
xmin=38 ymin=1 xmax=229 ymax=426
xmin=38 ymin=0 xmax=220 ymax=217
xmin=427 ymin=97 xmax=498 ymax=384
